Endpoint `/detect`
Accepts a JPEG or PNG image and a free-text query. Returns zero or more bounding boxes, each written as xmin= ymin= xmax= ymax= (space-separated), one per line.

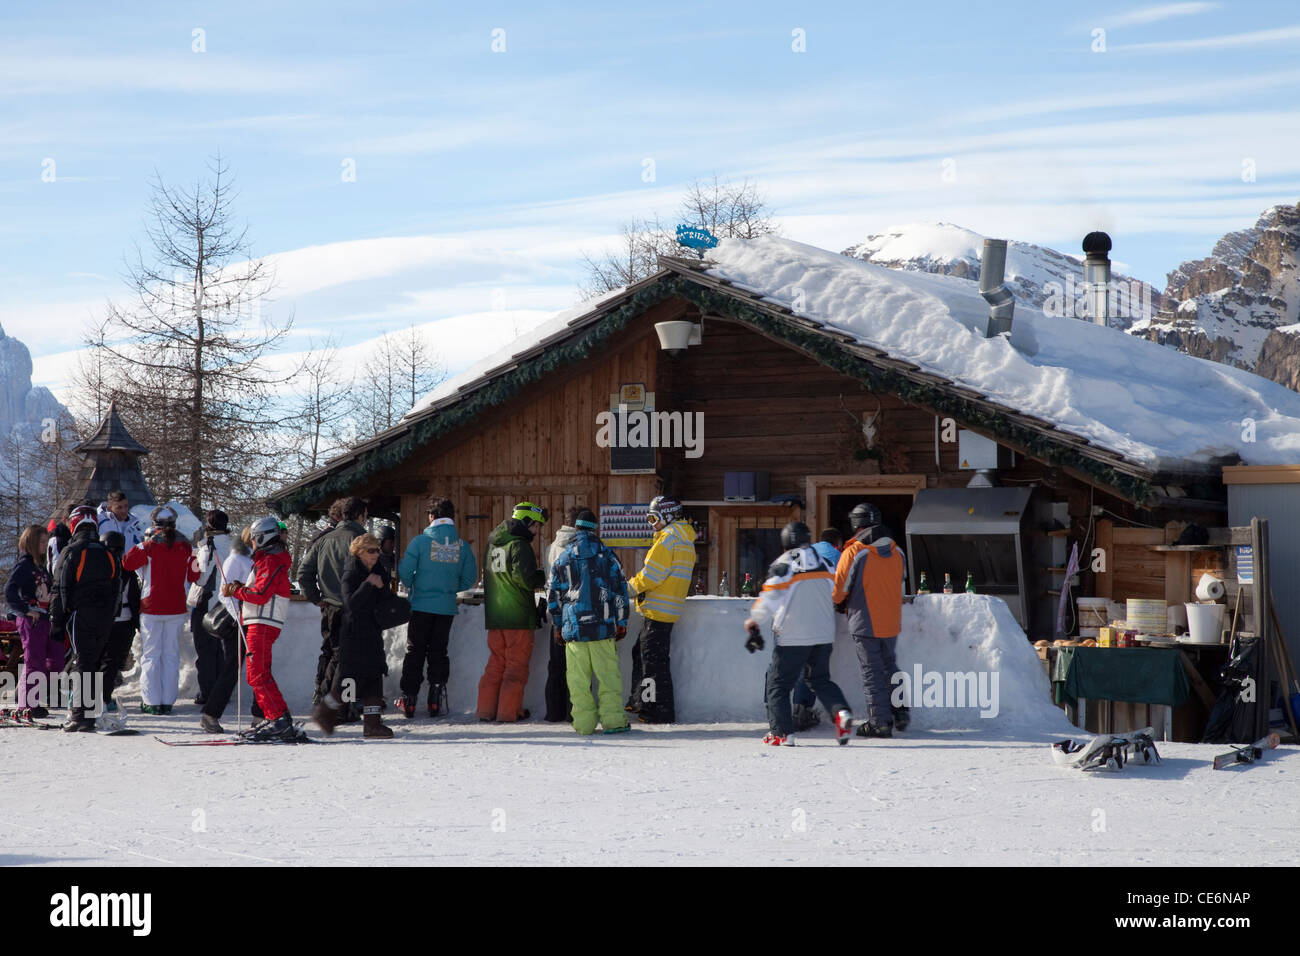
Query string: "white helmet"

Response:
xmin=251 ymin=515 xmax=282 ymax=549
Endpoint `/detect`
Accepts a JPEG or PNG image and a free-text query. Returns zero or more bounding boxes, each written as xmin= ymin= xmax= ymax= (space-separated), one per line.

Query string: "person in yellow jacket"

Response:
xmin=625 ymin=495 xmax=696 ymax=723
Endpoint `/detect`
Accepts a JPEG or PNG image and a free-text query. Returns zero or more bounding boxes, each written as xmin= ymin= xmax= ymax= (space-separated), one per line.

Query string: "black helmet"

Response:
xmin=377 ymin=524 xmax=396 ymax=543
xmin=849 ymin=502 xmax=882 ymax=530
xmin=647 ymin=495 xmax=683 ymax=526
xmin=100 ymin=530 xmax=126 ymax=553
xmin=780 ymin=521 xmax=812 ymax=550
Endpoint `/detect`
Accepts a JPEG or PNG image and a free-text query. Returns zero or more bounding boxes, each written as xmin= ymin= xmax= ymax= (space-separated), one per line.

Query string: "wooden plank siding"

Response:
xmin=359 ymin=299 xmax=1170 ymax=603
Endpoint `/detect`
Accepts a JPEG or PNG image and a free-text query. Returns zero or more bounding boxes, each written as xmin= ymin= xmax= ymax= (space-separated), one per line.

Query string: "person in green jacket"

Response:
xmin=476 ymin=501 xmax=548 ymax=722
xmin=396 ymin=496 xmax=477 ymax=719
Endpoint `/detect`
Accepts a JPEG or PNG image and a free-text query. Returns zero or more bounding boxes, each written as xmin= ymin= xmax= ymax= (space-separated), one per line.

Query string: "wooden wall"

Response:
xmin=386 ymin=299 xmax=683 ymax=571
xmin=349 ymin=297 xmax=1194 ymax=623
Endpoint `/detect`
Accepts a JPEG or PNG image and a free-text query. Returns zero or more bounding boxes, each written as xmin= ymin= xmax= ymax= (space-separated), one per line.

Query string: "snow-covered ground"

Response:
xmin=3 ymin=596 xmax=1295 ymax=866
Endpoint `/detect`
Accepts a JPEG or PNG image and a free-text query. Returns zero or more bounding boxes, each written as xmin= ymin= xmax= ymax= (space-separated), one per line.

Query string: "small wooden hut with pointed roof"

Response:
xmin=56 ymin=402 xmax=155 ymax=517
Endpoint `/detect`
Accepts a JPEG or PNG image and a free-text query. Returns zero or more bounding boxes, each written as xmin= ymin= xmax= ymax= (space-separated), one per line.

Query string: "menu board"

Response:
xmin=600 ymin=503 xmax=653 ymax=548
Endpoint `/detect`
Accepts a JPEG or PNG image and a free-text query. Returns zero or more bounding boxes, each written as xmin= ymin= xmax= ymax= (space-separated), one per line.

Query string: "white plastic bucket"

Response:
xmin=1184 ymin=603 xmax=1225 ymax=644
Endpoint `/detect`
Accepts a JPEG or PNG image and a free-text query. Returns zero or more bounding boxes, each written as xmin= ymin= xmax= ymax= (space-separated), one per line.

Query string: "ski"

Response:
xmin=155 ymin=721 xmax=312 ymax=746
xmin=1212 ymin=732 xmax=1280 ymax=770
xmin=0 ymin=708 xmax=61 ymax=730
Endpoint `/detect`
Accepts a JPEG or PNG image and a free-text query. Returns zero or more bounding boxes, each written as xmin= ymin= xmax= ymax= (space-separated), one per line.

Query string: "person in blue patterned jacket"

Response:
xmin=546 ymin=509 xmax=631 ymax=735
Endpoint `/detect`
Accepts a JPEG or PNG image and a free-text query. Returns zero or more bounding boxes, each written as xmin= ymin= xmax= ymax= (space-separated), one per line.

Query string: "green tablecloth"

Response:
xmin=1051 ymin=646 xmax=1190 ymax=708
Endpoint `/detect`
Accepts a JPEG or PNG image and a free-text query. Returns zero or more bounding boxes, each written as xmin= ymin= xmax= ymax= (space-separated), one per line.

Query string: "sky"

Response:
xmin=2 ymin=0 xmax=1299 ymax=404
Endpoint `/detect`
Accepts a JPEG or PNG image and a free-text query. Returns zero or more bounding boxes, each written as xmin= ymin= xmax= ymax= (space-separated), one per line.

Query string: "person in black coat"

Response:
xmin=313 ymin=533 xmax=393 ymax=739
xmin=49 ymin=506 xmax=120 ymax=732
xmin=98 ymin=531 xmax=141 ymax=723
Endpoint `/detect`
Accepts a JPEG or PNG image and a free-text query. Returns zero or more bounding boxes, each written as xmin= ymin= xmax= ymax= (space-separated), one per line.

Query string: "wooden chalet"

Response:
xmin=269 ymin=253 xmax=1235 ymax=643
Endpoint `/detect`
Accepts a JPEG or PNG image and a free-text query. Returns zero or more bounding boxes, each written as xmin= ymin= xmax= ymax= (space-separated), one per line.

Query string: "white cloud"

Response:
xmin=1117 ymin=23 xmax=1300 ymax=52
xmin=0 ymin=51 xmax=328 ymax=96
xmin=1103 ymin=3 xmax=1219 ymax=28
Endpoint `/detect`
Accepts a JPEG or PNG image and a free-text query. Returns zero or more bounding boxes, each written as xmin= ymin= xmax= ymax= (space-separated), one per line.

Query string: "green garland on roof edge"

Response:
xmin=272 ymin=274 xmax=1153 ymax=515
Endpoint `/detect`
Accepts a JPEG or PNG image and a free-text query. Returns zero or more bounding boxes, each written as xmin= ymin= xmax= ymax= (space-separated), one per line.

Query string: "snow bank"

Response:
xmin=114 ymin=594 xmax=1070 ymax=737
xmin=706 ymin=235 xmax=1300 ymax=468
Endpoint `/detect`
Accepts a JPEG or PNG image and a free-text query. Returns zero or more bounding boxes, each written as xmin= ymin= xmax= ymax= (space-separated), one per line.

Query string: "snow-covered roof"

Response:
xmin=275 ymin=234 xmax=1300 ymax=513
xmin=700 ymin=236 xmax=1300 ymax=470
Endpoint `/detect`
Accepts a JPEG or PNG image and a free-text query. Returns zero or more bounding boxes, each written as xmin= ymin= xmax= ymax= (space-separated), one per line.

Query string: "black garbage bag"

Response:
xmin=1201 ymin=635 xmax=1267 ymax=744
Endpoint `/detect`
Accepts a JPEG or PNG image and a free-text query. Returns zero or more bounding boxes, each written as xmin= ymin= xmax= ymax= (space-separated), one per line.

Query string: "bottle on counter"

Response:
xmin=741 ymin=573 xmax=756 ymax=597
xmin=719 ymin=572 xmax=730 ymax=597
xmin=942 ymin=572 xmax=954 ymax=594
xmin=965 ymin=571 xmax=975 ymax=593
xmin=693 ymin=570 xmax=704 ymax=595
xmin=917 ymin=572 xmax=931 ymax=594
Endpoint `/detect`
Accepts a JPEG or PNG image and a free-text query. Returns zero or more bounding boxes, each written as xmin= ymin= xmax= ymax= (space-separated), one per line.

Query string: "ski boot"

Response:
xmin=242 ymin=713 xmax=299 ymax=743
xmin=891 ymin=706 xmax=911 ymax=732
xmin=603 ymin=724 xmax=631 ymax=735
xmin=28 ymin=705 xmax=50 ymax=720
xmin=394 ymin=694 xmax=416 ymax=720
xmin=791 ymin=703 xmax=821 ymax=732
xmin=158 ymin=704 xmax=173 ymax=715
xmin=833 ymin=708 xmax=854 ymax=745
xmin=427 ymin=683 xmax=448 ymax=719
xmin=856 ymin=720 xmax=893 ymax=739
xmin=762 ymin=731 xmax=793 ymax=746
xmin=140 ymin=703 xmax=163 ymax=716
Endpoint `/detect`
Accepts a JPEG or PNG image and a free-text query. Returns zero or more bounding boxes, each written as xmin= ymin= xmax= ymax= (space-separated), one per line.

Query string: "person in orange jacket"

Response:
xmin=832 ymin=502 xmax=909 ymax=738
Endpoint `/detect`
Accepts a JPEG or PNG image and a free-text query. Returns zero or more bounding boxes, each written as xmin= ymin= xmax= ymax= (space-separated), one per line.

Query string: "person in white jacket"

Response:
xmin=744 ymin=522 xmax=854 ymax=746
xmin=97 ymin=490 xmax=145 ymax=550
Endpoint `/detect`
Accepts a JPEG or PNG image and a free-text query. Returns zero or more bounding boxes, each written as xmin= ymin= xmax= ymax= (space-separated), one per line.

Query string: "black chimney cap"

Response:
xmin=1082 ymin=231 xmax=1112 ymax=255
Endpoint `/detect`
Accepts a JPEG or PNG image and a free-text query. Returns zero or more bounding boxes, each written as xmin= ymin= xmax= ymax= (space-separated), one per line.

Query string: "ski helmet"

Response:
xmin=647 ymin=495 xmax=682 ymax=526
xmin=511 ymin=501 xmax=548 ymax=526
xmin=848 ymin=502 xmax=882 ymax=531
xmin=780 ymin=521 xmax=812 ymax=550
xmin=68 ymin=505 xmax=98 ymax=535
xmin=250 ymin=515 xmax=282 ymax=549
xmin=100 ymin=530 xmax=126 ymax=554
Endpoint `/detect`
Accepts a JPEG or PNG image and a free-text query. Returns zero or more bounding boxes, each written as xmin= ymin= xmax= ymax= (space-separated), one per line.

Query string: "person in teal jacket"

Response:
xmin=395 ymin=497 xmax=477 ymax=718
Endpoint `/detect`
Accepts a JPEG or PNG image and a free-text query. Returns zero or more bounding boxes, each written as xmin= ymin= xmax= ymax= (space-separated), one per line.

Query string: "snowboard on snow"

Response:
xmin=1051 ymin=726 xmax=1161 ymax=771
xmin=1212 ymin=733 xmax=1280 ymax=770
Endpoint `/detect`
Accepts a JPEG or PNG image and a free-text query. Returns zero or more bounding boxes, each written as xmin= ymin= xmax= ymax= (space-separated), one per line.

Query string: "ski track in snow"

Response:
xmin=2 ymin=715 xmax=1295 ymax=866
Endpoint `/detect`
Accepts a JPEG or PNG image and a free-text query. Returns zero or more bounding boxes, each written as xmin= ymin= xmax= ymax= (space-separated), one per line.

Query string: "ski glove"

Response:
xmin=614 ymin=625 xmax=627 ymax=641
xmin=744 ymin=624 xmax=765 ymax=654
xmin=535 ymin=596 xmax=548 ymax=624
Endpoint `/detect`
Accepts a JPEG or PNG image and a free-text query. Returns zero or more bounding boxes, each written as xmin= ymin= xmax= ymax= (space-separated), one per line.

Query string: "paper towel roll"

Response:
xmin=1195 ymin=573 xmax=1225 ymax=602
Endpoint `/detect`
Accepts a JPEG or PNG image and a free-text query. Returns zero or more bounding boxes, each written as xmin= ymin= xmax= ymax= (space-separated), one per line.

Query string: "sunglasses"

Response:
xmin=364 ymin=547 xmax=380 ymax=554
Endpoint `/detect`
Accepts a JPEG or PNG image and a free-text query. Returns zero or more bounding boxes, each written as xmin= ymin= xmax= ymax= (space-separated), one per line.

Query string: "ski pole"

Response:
xmin=208 ymin=537 xmax=251 ymax=734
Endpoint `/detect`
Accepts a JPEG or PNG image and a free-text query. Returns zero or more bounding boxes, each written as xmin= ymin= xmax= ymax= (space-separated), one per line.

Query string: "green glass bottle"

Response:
xmin=917 ymin=571 xmax=931 ymax=594
xmin=965 ymin=571 xmax=976 ymax=593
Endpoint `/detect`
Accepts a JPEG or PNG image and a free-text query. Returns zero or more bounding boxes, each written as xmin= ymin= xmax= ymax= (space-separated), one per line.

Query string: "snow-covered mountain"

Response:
xmin=1136 ymin=202 xmax=1300 ymax=377
xmin=0 ymin=321 xmax=67 ymax=442
xmin=841 ymin=222 xmax=1162 ymax=329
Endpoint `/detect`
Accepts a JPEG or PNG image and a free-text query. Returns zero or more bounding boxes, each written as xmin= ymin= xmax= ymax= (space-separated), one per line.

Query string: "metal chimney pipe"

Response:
xmin=1083 ymin=231 xmax=1112 ymax=327
xmin=979 ymin=239 xmax=1015 ymax=338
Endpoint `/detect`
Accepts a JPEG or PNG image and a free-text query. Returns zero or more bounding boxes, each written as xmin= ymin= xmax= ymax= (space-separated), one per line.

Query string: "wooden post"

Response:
xmin=1252 ymin=517 xmax=1269 ymax=740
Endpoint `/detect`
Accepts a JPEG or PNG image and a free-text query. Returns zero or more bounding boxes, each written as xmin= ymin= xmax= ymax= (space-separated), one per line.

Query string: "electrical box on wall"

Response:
xmin=957 ymin=430 xmax=1014 ymax=470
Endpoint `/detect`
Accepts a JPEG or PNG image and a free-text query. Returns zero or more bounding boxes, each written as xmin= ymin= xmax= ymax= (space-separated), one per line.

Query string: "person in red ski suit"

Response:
xmin=223 ymin=516 xmax=295 ymax=740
